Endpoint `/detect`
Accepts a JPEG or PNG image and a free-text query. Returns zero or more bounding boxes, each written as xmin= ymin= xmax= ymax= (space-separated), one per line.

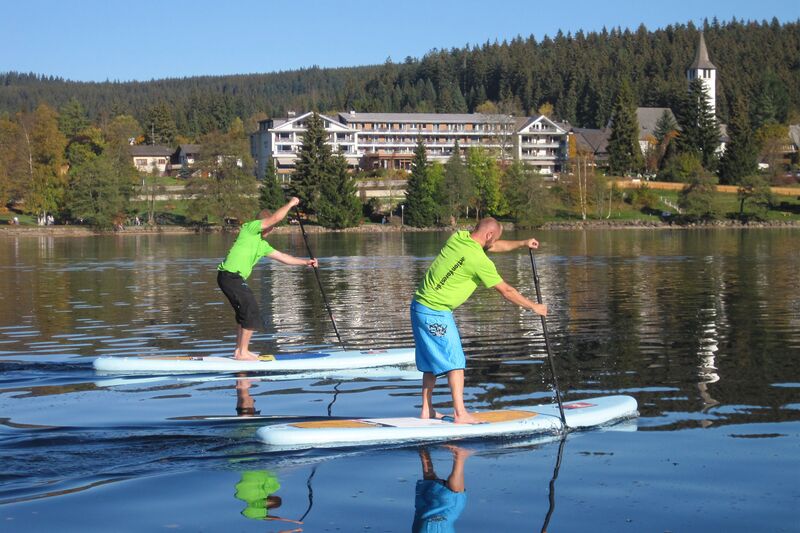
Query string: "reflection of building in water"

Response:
xmin=259 ymin=238 xmax=420 ymax=349
xmin=697 ymin=306 xmax=721 ymax=416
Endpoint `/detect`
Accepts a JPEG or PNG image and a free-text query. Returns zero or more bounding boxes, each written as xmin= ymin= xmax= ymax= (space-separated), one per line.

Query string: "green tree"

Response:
xmin=104 ymin=115 xmax=141 ymax=147
xmin=0 ymin=116 xmax=24 ymax=207
xmin=427 ymin=162 xmax=445 ymax=224
xmin=143 ymin=102 xmax=177 ymax=146
xmin=187 ymin=126 xmax=258 ymax=225
xmin=653 ymin=109 xmax=679 ymax=169
xmin=292 ymin=113 xmax=331 ymax=213
xmin=677 ymin=154 xmax=718 ymax=219
xmin=58 ymin=98 xmax=89 ymax=139
xmin=466 ymin=146 xmax=503 ymax=219
xmin=67 ymin=154 xmax=132 ymax=227
xmin=404 ymin=139 xmax=436 ymax=227
xmin=678 ymin=78 xmax=720 ymax=171
xmin=736 ymin=174 xmax=772 ymax=220
xmin=754 ymin=123 xmax=789 ymax=181
xmin=316 ymin=151 xmax=361 ymax=229
xmin=65 ymin=126 xmax=105 ymax=168
xmin=607 ymin=80 xmax=643 ymax=175
xmin=440 ymin=141 xmax=472 ymax=222
xmin=259 ymin=158 xmax=285 ymax=212
xmin=18 ymin=105 xmax=68 ymax=219
xmin=502 ymin=161 xmax=550 ymax=227
xmin=718 ymin=95 xmax=758 ymax=185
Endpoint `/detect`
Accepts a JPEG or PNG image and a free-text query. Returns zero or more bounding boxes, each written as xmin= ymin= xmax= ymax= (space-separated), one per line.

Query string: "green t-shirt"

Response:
xmin=235 ymin=470 xmax=281 ymax=520
xmin=218 ymin=220 xmax=275 ymax=280
xmin=414 ymin=231 xmax=503 ymax=311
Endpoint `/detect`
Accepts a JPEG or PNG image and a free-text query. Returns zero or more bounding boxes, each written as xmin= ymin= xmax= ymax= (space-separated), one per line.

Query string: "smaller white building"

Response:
xmin=130 ymin=145 xmax=173 ymax=175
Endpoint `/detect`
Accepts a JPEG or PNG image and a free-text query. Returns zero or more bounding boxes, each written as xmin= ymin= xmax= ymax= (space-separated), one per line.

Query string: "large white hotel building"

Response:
xmin=250 ymin=111 xmax=568 ymax=180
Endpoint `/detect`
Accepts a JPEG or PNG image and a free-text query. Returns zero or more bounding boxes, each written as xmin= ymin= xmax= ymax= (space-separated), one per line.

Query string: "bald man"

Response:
xmin=410 ymin=218 xmax=547 ymax=424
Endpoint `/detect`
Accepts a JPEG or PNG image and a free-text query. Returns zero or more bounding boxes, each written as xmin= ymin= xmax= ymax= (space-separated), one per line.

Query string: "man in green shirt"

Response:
xmin=411 ymin=217 xmax=547 ymax=424
xmin=218 ymin=197 xmax=317 ymax=360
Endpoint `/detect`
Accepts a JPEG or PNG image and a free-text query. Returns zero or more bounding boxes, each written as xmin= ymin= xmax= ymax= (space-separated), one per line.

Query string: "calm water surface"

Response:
xmin=1 ymin=228 xmax=798 ymax=532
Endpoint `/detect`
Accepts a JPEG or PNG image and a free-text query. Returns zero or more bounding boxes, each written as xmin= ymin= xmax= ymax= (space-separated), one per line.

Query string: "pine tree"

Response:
xmin=292 ymin=112 xmax=331 ymax=214
xmin=653 ymin=109 xmax=679 ymax=169
xmin=58 ymin=99 xmax=89 ymax=139
xmin=440 ymin=140 xmax=473 ymax=222
xmin=678 ymin=79 xmax=720 ymax=171
xmin=718 ymin=95 xmax=758 ymax=185
xmin=404 ymin=139 xmax=436 ymax=227
xmin=607 ymin=80 xmax=644 ymax=175
xmin=143 ymin=102 xmax=177 ymax=146
xmin=259 ymin=158 xmax=285 ymax=211
xmin=316 ymin=151 xmax=361 ymax=229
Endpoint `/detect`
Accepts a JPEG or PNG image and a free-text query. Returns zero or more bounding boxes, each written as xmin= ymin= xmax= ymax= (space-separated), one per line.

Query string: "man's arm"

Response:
xmin=485 ymin=237 xmax=539 ymax=253
xmin=266 ymin=250 xmax=318 ymax=268
xmin=493 ymin=281 xmax=547 ymax=316
xmin=260 ymin=197 xmax=300 ymax=230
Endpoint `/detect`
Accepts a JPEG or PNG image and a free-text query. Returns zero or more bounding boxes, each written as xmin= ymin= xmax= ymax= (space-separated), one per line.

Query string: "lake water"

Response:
xmin=1 ymin=228 xmax=798 ymax=532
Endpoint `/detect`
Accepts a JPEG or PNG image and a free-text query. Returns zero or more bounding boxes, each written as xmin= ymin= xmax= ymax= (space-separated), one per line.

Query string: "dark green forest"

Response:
xmin=2 ymin=18 xmax=798 ymax=139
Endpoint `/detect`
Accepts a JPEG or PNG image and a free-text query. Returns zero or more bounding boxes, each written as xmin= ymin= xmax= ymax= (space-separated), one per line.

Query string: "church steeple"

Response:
xmin=687 ymin=32 xmax=717 ymax=115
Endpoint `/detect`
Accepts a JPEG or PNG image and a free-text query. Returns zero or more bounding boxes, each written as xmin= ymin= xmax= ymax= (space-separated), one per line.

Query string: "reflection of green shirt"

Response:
xmin=235 ymin=470 xmax=281 ymax=520
xmin=414 ymin=231 xmax=502 ymax=311
xmin=218 ymin=220 xmax=275 ymax=280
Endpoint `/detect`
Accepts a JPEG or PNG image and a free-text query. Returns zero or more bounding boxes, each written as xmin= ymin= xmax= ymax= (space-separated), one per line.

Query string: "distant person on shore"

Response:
xmin=411 ymin=217 xmax=547 ymax=424
xmin=218 ymin=197 xmax=317 ymax=360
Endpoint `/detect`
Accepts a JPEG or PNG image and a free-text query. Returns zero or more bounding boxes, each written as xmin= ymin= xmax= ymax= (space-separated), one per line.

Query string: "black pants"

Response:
xmin=217 ymin=270 xmax=263 ymax=330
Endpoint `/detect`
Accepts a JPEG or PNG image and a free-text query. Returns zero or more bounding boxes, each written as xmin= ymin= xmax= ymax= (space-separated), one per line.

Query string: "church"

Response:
xmin=572 ymin=32 xmax=728 ymax=167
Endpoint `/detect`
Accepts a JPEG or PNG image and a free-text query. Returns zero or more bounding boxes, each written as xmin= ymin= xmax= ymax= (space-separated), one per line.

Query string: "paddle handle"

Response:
xmin=529 ymin=249 xmax=567 ymax=427
xmin=294 ymin=207 xmax=346 ymax=350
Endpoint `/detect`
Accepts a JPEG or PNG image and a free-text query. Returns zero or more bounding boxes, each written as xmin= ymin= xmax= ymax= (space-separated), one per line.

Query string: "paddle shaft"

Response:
xmin=529 ymin=249 xmax=567 ymax=426
xmin=294 ymin=207 xmax=346 ymax=350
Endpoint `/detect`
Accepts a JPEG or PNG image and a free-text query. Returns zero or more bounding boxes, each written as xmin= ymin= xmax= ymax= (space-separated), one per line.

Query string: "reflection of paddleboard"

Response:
xmin=93 ymin=348 xmax=415 ymax=373
xmin=94 ymin=367 xmax=423 ymax=386
xmin=257 ymin=395 xmax=638 ymax=449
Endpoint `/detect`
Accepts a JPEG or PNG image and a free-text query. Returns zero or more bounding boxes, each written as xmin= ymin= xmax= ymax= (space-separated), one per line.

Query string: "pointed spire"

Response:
xmin=690 ymin=32 xmax=716 ymax=70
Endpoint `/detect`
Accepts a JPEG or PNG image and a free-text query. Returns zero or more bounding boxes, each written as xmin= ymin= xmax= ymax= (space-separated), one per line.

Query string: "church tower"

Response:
xmin=686 ymin=32 xmax=717 ymax=114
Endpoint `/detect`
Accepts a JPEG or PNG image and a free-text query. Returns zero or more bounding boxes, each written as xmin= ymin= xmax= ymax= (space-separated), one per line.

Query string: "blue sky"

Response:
xmin=2 ymin=0 xmax=798 ymax=82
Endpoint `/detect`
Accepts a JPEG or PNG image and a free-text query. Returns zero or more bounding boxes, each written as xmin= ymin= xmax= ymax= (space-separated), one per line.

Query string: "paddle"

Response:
xmin=529 ymin=248 xmax=567 ymax=427
xmin=540 ymin=434 xmax=568 ymax=533
xmin=294 ymin=207 xmax=346 ymax=350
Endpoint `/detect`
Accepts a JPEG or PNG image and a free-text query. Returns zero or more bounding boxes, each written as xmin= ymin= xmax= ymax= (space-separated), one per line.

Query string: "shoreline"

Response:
xmin=1 ymin=218 xmax=798 ymax=237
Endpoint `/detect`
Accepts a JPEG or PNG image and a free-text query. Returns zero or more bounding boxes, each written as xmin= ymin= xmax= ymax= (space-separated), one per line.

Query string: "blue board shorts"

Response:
xmin=410 ymin=300 xmax=465 ymax=376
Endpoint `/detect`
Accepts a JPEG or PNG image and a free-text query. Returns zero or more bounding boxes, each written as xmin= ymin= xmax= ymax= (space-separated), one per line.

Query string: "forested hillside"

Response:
xmin=1 ymin=18 xmax=798 ymax=139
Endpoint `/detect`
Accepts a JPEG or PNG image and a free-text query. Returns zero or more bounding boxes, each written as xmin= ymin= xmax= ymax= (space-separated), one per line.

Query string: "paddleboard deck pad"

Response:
xmin=93 ymin=347 xmax=415 ymax=373
xmin=257 ymin=395 xmax=638 ymax=448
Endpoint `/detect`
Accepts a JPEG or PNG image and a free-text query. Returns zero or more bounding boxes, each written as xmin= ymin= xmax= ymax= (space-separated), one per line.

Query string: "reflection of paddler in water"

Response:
xmin=235 ymin=374 xmax=260 ymax=416
xmin=235 ymin=470 xmax=303 ymax=531
xmin=413 ymin=445 xmax=471 ymax=533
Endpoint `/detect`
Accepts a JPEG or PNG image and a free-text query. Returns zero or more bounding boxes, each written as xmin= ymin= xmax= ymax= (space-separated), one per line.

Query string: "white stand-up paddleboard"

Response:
xmin=257 ymin=395 xmax=638 ymax=449
xmin=93 ymin=347 xmax=415 ymax=373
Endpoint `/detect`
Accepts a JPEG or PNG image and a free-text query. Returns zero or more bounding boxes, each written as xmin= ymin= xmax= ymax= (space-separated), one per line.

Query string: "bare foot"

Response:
xmin=419 ymin=410 xmax=446 ymax=420
xmin=442 ymin=444 xmax=476 ymax=458
xmin=233 ymin=350 xmax=259 ymax=361
xmin=453 ymin=412 xmax=482 ymax=425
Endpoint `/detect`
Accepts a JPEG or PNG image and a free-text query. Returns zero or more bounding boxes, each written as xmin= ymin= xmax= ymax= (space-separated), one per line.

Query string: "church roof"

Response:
xmin=636 ymin=107 xmax=678 ymax=140
xmin=690 ymin=32 xmax=717 ymax=70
